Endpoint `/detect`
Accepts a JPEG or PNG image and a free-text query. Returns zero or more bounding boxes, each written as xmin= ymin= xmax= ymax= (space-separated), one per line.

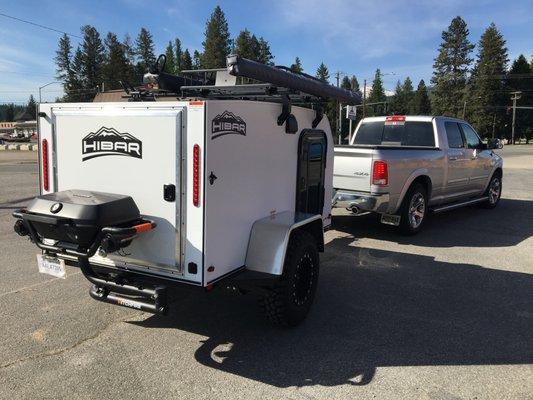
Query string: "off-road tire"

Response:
xmin=399 ymin=183 xmax=428 ymax=235
xmin=480 ymin=172 xmax=502 ymax=209
xmin=259 ymin=230 xmax=319 ymax=327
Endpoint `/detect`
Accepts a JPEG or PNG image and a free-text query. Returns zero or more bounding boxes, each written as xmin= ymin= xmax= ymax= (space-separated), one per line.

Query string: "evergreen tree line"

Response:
xmin=50 ymin=6 xmax=532 ymax=141
xmin=0 ymin=95 xmax=36 ymax=121
xmin=54 ymin=6 xmax=273 ymax=102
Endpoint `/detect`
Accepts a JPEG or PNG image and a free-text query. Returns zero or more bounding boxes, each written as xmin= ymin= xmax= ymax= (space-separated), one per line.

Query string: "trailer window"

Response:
xmin=354 ymin=121 xmax=435 ymax=147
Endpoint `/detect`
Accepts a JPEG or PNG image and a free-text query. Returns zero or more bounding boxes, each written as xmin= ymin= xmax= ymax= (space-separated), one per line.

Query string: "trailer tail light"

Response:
xmin=193 ymin=144 xmax=200 ymax=207
xmin=41 ymin=139 xmax=49 ymax=191
xmin=372 ymin=160 xmax=388 ymax=186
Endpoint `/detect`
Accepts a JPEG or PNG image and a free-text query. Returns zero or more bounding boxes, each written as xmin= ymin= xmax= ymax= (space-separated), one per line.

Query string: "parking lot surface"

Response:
xmin=1 ymin=147 xmax=532 ymax=400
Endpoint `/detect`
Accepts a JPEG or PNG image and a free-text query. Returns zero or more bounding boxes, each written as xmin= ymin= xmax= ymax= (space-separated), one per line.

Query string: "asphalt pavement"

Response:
xmin=0 ymin=147 xmax=532 ymax=400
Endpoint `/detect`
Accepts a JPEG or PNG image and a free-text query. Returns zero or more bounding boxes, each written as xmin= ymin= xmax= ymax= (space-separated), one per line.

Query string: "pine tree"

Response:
xmin=102 ymin=32 xmax=130 ymax=90
xmin=507 ymin=54 xmax=532 ymax=142
xmin=368 ymin=69 xmax=387 ymax=116
xmin=67 ymin=47 xmax=86 ymax=102
xmin=80 ymin=25 xmax=105 ymax=96
xmin=122 ymin=33 xmax=137 ymax=84
xmin=431 ymin=16 xmax=474 ymax=117
xmin=402 ymin=77 xmax=415 ymax=113
xmin=257 ymin=37 xmax=273 ymax=65
xmin=26 ymin=95 xmax=36 ymax=118
xmin=174 ymin=38 xmax=182 ymax=73
xmin=468 ymin=23 xmax=508 ymax=138
xmin=201 ymin=6 xmax=231 ymax=68
xmin=235 ymin=29 xmax=256 ymax=60
xmin=55 ymin=34 xmax=71 ymax=82
xmin=135 ymin=27 xmax=156 ymax=72
xmin=389 ymin=80 xmax=404 ymax=114
xmin=5 ymin=104 xmax=15 ymax=122
xmin=193 ymin=50 xmax=202 ymax=69
xmin=181 ymin=49 xmax=193 ymax=70
xmin=164 ymin=41 xmax=176 ymax=73
xmin=413 ymin=79 xmax=432 ymax=115
xmin=290 ymin=57 xmax=303 ymax=73
xmin=316 ymin=62 xmax=330 ymax=82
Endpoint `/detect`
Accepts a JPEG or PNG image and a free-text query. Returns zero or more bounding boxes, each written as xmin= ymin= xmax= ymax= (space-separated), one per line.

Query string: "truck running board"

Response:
xmin=431 ymin=196 xmax=488 ymax=214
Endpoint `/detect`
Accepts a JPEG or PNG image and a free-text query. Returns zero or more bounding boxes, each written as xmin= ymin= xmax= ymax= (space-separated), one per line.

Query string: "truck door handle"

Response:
xmin=449 ymin=156 xmax=459 ymax=161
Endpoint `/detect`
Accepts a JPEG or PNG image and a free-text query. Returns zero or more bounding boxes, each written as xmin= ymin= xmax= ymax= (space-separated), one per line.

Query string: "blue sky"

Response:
xmin=0 ymin=0 xmax=532 ymax=103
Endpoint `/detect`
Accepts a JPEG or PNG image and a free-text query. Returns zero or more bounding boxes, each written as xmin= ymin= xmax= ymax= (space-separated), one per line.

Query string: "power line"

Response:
xmin=0 ymin=12 xmax=82 ymax=39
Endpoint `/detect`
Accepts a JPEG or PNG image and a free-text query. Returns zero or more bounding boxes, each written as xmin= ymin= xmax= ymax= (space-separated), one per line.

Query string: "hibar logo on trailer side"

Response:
xmin=211 ymin=111 xmax=246 ymax=139
xmin=82 ymin=127 xmax=142 ymax=161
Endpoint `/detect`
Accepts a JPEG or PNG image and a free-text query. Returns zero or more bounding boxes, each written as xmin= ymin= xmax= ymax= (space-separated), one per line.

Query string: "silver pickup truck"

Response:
xmin=333 ymin=115 xmax=503 ymax=234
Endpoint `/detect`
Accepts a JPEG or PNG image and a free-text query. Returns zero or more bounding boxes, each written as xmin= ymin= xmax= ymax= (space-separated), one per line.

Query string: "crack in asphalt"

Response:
xmin=0 ymin=313 xmax=141 ymax=370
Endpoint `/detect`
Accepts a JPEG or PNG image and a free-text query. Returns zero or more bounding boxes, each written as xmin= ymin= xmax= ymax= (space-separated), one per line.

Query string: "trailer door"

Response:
xmin=51 ymin=106 xmax=183 ymax=271
xmin=296 ymin=130 xmax=327 ymax=215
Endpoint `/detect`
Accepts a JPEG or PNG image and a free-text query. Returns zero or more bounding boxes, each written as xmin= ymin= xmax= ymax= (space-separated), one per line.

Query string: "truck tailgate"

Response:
xmin=333 ymin=146 xmax=373 ymax=192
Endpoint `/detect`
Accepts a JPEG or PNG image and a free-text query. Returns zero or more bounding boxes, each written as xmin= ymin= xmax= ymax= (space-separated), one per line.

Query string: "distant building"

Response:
xmin=13 ymin=109 xmax=36 ymax=138
xmin=0 ymin=122 xmax=15 ymax=136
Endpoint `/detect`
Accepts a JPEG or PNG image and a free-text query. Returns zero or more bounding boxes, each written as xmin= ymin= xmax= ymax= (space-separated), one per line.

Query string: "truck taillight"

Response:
xmin=385 ymin=115 xmax=406 ymax=122
xmin=372 ymin=160 xmax=388 ymax=186
xmin=193 ymin=144 xmax=200 ymax=207
xmin=41 ymin=139 xmax=49 ymax=191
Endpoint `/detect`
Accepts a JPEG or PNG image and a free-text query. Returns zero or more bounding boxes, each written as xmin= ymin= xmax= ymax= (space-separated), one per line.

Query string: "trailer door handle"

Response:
xmin=163 ymin=184 xmax=176 ymax=202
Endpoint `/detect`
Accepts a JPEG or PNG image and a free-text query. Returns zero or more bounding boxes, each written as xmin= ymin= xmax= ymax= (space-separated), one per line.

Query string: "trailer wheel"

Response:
xmin=399 ymin=183 xmax=427 ymax=235
xmin=259 ymin=230 xmax=319 ymax=327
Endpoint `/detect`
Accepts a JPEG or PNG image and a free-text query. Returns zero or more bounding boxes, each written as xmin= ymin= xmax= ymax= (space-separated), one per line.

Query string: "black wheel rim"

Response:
xmin=292 ymin=253 xmax=315 ymax=306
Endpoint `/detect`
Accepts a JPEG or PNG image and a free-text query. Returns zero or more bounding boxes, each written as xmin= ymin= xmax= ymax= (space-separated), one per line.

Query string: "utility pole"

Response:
xmin=510 ymin=91 xmax=522 ymax=145
xmin=362 ymin=79 xmax=367 ymax=119
xmin=335 ymin=71 xmax=345 ymax=144
xmin=462 ymin=100 xmax=467 ymax=119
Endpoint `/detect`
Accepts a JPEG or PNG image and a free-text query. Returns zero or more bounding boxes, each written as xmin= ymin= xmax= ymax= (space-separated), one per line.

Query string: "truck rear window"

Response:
xmin=354 ymin=121 xmax=435 ymax=147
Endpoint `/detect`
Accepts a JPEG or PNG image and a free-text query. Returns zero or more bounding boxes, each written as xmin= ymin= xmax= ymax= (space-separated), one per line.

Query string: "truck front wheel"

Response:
xmin=399 ymin=183 xmax=428 ymax=235
xmin=259 ymin=230 xmax=319 ymax=327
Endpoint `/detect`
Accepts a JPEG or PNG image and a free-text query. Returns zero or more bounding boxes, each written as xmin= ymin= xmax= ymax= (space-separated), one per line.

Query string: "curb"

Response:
xmin=0 ymin=144 xmax=38 ymax=151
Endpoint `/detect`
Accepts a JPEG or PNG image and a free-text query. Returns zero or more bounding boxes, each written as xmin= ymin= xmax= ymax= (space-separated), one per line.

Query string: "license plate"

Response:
xmin=37 ymin=254 xmax=66 ymax=279
xmin=380 ymin=214 xmax=401 ymax=226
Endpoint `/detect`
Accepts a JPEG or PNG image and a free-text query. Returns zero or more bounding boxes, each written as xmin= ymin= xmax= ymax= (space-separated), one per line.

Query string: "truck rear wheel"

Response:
xmin=399 ymin=183 xmax=427 ymax=235
xmin=259 ymin=230 xmax=319 ymax=327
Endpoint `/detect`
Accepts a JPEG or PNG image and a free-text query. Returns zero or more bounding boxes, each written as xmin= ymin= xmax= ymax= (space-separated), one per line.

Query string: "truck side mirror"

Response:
xmin=487 ymin=138 xmax=499 ymax=150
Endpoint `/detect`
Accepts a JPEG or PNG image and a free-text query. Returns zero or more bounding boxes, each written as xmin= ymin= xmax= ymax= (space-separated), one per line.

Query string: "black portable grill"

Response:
xmin=13 ymin=189 xmax=155 ymax=257
xmin=12 ymin=189 xmax=167 ymax=314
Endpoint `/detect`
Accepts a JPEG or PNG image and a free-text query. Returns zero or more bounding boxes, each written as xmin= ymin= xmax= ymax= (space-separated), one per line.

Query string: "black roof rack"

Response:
xmin=128 ymin=54 xmax=362 ymax=106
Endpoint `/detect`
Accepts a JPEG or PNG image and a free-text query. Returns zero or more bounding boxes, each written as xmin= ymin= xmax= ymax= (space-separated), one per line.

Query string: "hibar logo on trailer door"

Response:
xmin=211 ymin=111 xmax=246 ymax=139
xmin=82 ymin=127 xmax=142 ymax=161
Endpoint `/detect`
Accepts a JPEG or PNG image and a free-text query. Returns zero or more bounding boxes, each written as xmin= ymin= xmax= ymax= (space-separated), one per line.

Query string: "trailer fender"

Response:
xmin=245 ymin=211 xmax=323 ymax=276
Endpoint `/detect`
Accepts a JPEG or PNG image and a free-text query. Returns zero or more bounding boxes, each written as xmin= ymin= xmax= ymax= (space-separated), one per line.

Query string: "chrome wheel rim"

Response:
xmin=489 ymin=178 xmax=501 ymax=204
xmin=408 ymin=193 xmax=425 ymax=229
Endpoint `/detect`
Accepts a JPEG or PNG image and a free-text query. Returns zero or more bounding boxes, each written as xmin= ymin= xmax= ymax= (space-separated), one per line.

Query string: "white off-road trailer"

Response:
xmin=13 ymin=55 xmax=360 ymax=326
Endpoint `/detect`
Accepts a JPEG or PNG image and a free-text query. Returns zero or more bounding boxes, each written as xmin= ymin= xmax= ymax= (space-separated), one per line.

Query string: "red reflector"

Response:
xmin=134 ymin=222 xmax=152 ymax=234
xmin=385 ymin=115 xmax=406 ymax=122
xmin=372 ymin=160 xmax=388 ymax=186
xmin=41 ymin=139 xmax=49 ymax=191
xmin=193 ymin=144 xmax=200 ymax=207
